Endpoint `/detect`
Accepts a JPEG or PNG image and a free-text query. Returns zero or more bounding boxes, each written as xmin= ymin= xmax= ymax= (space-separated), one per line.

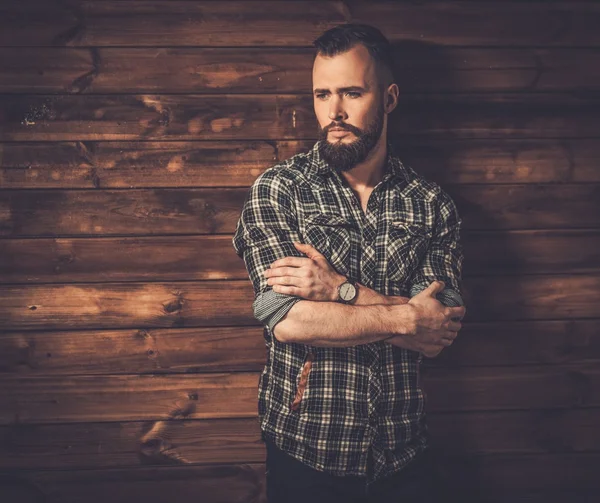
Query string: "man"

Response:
xmin=233 ymin=23 xmax=466 ymax=503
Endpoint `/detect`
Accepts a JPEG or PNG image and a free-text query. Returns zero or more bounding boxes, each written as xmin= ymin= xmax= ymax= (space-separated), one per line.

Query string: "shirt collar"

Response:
xmin=310 ymin=140 xmax=409 ymax=183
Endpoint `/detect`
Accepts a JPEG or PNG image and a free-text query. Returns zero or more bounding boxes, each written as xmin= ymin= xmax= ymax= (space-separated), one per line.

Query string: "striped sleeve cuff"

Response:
xmin=409 ymin=282 xmax=464 ymax=307
xmin=252 ymin=289 xmax=303 ymax=332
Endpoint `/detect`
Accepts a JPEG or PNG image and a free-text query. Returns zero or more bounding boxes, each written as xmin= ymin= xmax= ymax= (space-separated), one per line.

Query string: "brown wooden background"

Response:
xmin=1 ymin=1 xmax=599 ymax=502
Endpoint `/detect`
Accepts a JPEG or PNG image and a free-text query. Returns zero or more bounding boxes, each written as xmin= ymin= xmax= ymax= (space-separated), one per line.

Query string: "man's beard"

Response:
xmin=317 ymin=105 xmax=384 ymax=173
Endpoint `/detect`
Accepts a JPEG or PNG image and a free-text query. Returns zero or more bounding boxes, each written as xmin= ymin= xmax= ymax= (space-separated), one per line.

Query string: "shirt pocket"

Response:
xmin=303 ymin=213 xmax=356 ymax=276
xmin=386 ymin=221 xmax=433 ymax=283
xmin=290 ymin=351 xmax=316 ymax=414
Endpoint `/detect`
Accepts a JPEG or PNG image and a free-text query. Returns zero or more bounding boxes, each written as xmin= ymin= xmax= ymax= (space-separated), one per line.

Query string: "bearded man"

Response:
xmin=233 ymin=23 xmax=466 ymax=503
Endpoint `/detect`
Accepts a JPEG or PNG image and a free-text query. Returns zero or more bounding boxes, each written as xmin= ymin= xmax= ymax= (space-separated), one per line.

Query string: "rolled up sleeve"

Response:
xmin=232 ymin=169 xmax=304 ymax=331
xmin=409 ymin=189 xmax=465 ymax=307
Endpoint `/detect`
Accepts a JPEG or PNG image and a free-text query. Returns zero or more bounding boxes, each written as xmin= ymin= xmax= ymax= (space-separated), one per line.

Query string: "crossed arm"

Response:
xmin=232 ymin=170 xmax=465 ymax=355
xmin=263 ymin=241 xmax=461 ymax=355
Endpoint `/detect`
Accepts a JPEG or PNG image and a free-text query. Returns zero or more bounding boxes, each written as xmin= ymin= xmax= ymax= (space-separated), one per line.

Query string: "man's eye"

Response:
xmin=346 ymin=92 xmax=361 ymax=98
xmin=316 ymin=94 xmax=328 ymax=100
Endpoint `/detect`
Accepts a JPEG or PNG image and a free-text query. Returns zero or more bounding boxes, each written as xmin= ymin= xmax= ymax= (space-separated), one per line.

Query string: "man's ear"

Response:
xmin=385 ymin=83 xmax=399 ymax=113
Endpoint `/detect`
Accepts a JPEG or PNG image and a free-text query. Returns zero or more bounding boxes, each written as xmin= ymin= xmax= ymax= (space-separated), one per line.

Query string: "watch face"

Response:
xmin=340 ymin=282 xmax=356 ymax=301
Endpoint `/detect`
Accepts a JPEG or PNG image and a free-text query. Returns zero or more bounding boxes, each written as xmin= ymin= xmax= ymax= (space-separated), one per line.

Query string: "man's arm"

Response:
xmin=273 ymin=301 xmax=415 ymax=347
xmin=233 ymin=170 xmax=463 ymax=350
xmin=351 ymin=283 xmax=410 ymax=306
xmin=264 ymin=241 xmax=410 ymax=307
xmin=232 ymin=168 xmax=412 ymax=344
xmin=275 ymin=280 xmax=463 ymax=354
xmin=409 ymin=188 xmax=465 ymax=309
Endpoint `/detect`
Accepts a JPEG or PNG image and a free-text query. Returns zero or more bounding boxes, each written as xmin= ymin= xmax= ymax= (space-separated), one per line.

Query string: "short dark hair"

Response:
xmin=312 ymin=23 xmax=394 ymax=88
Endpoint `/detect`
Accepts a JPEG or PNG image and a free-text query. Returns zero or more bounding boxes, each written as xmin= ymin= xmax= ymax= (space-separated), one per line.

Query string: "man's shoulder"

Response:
xmin=253 ymin=145 xmax=317 ymax=189
xmin=392 ymin=159 xmax=445 ymax=203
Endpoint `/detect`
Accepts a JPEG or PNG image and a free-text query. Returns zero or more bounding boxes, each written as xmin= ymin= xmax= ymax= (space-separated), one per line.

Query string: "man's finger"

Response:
xmin=293 ymin=241 xmax=324 ymax=260
xmin=266 ymin=266 xmax=305 ymax=278
xmin=272 ymin=284 xmax=300 ymax=296
xmin=269 ymin=256 xmax=310 ymax=270
xmin=447 ymin=320 xmax=462 ymax=332
xmin=268 ymin=275 xmax=303 ymax=287
xmin=448 ymin=306 xmax=466 ymax=321
xmin=444 ymin=329 xmax=459 ymax=340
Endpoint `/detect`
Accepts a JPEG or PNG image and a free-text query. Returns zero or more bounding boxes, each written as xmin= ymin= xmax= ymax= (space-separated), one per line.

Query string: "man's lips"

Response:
xmin=328 ymin=128 xmax=352 ymax=137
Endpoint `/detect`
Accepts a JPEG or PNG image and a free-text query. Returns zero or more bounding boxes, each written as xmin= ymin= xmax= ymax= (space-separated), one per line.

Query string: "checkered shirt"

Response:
xmin=232 ymin=140 xmax=464 ymax=486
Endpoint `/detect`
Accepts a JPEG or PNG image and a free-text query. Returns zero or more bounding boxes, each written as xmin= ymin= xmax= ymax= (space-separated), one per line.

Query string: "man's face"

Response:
xmin=312 ymin=44 xmax=385 ymax=172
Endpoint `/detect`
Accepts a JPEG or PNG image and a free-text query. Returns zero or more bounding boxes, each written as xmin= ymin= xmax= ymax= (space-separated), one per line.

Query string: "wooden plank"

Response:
xmin=470 ymin=491 xmax=598 ymax=503
xmin=444 ymin=184 xmax=600 ymax=231
xmin=1 ymin=230 xmax=599 ymax=284
xmin=436 ymin=319 xmax=600 ymax=367
xmin=1 ymin=275 xmax=600 ymax=330
xmin=0 ymin=326 xmax=266 ymax=375
xmin=0 ymin=373 xmax=260 ymax=424
xmin=0 ymin=140 xmax=283 ymax=189
xmin=0 ymin=281 xmax=256 ymax=331
xmin=0 ymin=417 xmax=264 ymax=470
xmin=461 ymin=230 xmax=600 ymax=276
xmin=3 ymin=139 xmax=600 ymax=189
xmin=0 ymin=319 xmax=599 ymax=376
xmin=422 ymin=363 xmax=600 ymax=412
xmin=0 ymin=188 xmax=249 ymax=236
xmin=3 ymin=47 xmax=600 ymax=93
xmin=2 ymin=93 xmax=600 ymax=141
xmin=0 ymin=417 xmax=265 ymax=470
xmin=460 ymin=275 xmax=600 ymax=322
xmin=437 ymin=453 xmax=600 ymax=490
xmin=1 ymin=364 xmax=599 ymax=424
xmin=1 ymin=184 xmax=600 ymax=238
xmin=1 ymin=1 xmax=600 ymax=47
xmin=0 ymin=408 xmax=599 ymax=470
xmin=0 ymin=236 xmax=249 ymax=283
xmin=428 ymin=408 xmax=600 ymax=456
xmin=431 ymin=365 xmax=600 ymax=412
xmin=0 ymin=455 xmax=599 ymax=503
xmin=0 ymin=464 xmax=268 ymax=503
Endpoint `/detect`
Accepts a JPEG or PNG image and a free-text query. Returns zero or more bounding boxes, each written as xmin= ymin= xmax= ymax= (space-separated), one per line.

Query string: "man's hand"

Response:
xmin=387 ymin=280 xmax=466 ymax=357
xmin=263 ymin=242 xmax=345 ymax=301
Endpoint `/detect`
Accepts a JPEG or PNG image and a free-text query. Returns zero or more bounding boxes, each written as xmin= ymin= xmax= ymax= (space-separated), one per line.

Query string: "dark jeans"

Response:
xmin=264 ymin=437 xmax=448 ymax=503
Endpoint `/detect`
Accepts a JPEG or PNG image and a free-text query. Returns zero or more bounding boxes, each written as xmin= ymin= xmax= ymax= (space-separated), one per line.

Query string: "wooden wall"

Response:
xmin=1 ymin=1 xmax=599 ymax=502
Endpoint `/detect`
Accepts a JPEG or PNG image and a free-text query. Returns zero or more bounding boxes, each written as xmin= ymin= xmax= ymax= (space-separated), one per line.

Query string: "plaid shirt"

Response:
xmin=232 ymin=140 xmax=464 ymax=486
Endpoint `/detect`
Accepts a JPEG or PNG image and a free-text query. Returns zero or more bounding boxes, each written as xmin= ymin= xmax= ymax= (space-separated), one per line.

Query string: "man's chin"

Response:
xmin=326 ymin=136 xmax=356 ymax=145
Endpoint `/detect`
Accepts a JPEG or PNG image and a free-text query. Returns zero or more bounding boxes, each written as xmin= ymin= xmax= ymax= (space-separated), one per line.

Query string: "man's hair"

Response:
xmin=312 ymin=23 xmax=395 ymax=89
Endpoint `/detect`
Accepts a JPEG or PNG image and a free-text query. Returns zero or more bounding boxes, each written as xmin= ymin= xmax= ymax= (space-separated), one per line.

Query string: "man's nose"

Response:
xmin=328 ymin=97 xmax=346 ymax=121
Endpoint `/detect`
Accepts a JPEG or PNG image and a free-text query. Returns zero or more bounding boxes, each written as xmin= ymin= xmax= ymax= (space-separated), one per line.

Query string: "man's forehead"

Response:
xmin=312 ymin=45 xmax=377 ymax=88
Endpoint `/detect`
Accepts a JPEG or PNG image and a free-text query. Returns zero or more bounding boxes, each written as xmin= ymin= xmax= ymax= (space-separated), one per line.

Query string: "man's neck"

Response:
xmin=340 ymin=135 xmax=388 ymax=192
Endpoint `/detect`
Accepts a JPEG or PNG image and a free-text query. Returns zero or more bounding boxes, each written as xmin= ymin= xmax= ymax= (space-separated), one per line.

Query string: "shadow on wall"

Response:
xmin=0 ymin=475 xmax=48 ymax=503
xmin=388 ymin=40 xmax=523 ymax=503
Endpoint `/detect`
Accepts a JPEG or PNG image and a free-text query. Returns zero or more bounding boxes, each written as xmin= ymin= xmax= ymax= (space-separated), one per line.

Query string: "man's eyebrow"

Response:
xmin=313 ymin=86 xmax=368 ymax=94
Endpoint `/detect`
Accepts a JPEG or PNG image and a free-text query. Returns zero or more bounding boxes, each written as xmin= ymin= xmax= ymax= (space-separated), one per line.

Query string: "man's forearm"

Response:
xmin=273 ymin=300 xmax=415 ymax=348
xmin=353 ymin=282 xmax=410 ymax=306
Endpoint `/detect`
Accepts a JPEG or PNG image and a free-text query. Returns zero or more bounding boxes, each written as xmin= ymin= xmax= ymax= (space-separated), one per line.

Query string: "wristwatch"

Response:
xmin=337 ymin=277 xmax=358 ymax=304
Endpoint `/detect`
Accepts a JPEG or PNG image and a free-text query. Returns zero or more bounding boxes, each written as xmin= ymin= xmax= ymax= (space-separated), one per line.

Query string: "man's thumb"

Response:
xmin=425 ymin=280 xmax=445 ymax=295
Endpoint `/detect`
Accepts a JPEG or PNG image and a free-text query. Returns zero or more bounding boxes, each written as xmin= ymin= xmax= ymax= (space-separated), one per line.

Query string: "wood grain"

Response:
xmin=1 ymin=275 xmax=600 ymax=329
xmin=0 ymin=408 xmax=598 ymax=470
xmin=0 ymin=281 xmax=256 ymax=331
xmin=2 ymin=94 xmax=600 ymax=141
xmin=1 ymin=184 xmax=600 ymax=238
xmin=1 ymin=1 xmax=599 ymax=47
xmin=0 ymin=461 xmax=597 ymax=503
xmin=1 ymin=230 xmax=599 ymax=284
xmin=0 ymin=364 xmax=598 ymax=424
xmin=2 ymin=47 xmax=600 ymax=93
xmin=2 ymin=139 xmax=600 ymax=189
xmin=0 ymin=326 xmax=266 ymax=375
xmin=0 ymin=319 xmax=599 ymax=376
